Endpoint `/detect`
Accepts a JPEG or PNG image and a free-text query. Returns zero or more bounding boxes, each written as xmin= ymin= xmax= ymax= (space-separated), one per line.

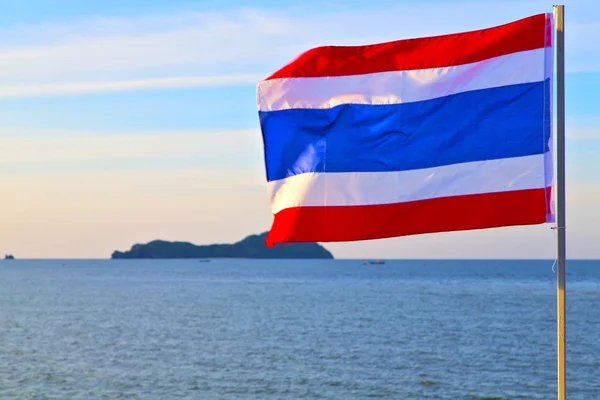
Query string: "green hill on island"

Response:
xmin=111 ymin=232 xmax=334 ymax=259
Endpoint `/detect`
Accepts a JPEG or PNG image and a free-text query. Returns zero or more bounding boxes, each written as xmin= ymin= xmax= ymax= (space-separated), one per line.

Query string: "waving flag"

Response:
xmin=257 ymin=13 xmax=555 ymax=247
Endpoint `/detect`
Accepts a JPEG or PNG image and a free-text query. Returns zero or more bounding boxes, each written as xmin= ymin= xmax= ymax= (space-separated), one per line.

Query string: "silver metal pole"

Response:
xmin=554 ymin=5 xmax=566 ymax=400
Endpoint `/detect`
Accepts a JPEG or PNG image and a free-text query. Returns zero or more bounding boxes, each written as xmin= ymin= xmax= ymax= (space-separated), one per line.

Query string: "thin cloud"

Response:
xmin=566 ymin=129 xmax=600 ymax=140
xmin=0 ymin=74 xmax=263 ymax=99
xmin=0 ymin=1 xmax=596 ymax=97
xmin=563 ymin=118 xmax=600 ymax=139
xmin=0 ymin=128 xmax=263 ymax=164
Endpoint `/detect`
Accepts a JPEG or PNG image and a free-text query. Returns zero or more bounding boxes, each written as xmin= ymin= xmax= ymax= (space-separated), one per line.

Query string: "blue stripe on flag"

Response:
xmin=260 ymin=80 xmax=550 ymax=182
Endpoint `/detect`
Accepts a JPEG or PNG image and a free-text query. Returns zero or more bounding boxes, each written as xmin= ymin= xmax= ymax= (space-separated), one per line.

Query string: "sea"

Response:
xmin=0 ymin=259 xmax=598 ymax=400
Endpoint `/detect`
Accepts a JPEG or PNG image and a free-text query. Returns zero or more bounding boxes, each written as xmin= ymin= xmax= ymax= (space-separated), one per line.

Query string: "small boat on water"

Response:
xmin=363 ymin=259 xmax=385 ymax=265
xmin=4 ymin=254 xmax=15 ymax=260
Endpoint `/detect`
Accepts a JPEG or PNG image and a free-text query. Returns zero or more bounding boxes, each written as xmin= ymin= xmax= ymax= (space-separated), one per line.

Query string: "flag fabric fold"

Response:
xmin=257 ymin=13 xmax=555 ymax=247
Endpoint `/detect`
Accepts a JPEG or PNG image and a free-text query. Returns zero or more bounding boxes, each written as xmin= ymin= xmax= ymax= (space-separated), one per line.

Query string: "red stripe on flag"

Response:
xmin=265 ymin=188 xmax=550 ymax=247
xmin=266 ymin=14 xmax=550 ymax=80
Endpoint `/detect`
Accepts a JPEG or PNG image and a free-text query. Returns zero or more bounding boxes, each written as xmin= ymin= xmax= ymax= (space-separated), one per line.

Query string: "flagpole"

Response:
xmin=554 ymin=5 xmax=566 ymax=400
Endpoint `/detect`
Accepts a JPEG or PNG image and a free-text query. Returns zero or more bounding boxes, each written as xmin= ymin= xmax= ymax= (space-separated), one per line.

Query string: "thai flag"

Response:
xmin=257 ymin=13 xmax=555 ymax=247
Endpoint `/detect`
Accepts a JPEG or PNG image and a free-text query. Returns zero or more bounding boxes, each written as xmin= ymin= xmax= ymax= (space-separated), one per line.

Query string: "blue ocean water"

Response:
xmin=0 ymin=259 xmax=598 ymax=399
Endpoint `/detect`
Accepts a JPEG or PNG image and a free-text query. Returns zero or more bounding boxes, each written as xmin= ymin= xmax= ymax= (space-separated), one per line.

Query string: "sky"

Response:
xmin=1 ymin=0 xmax=598 ymax=259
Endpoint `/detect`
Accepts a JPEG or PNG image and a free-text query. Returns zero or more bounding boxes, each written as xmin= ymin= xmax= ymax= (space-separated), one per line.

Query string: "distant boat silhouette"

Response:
xmin=4 ymin=254 xmax=14 ymax=260
xmin=363 ymin=259 xmax=384 ymax=265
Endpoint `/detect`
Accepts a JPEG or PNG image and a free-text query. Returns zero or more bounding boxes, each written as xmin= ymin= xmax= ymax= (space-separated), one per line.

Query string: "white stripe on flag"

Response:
xmin=257 ymin=48 xmax=546 ymax=112
xmin=268 ymin=154 xmax=548 ymax=214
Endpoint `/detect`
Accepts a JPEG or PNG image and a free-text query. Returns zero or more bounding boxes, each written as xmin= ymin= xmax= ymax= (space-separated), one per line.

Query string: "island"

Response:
xmin=111 ymin=232 xmax=334 ymax=259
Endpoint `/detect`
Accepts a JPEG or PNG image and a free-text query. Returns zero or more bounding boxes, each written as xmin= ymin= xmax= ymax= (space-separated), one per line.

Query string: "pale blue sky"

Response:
xmin=1 ymin=0 xmax=598 ymax=259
